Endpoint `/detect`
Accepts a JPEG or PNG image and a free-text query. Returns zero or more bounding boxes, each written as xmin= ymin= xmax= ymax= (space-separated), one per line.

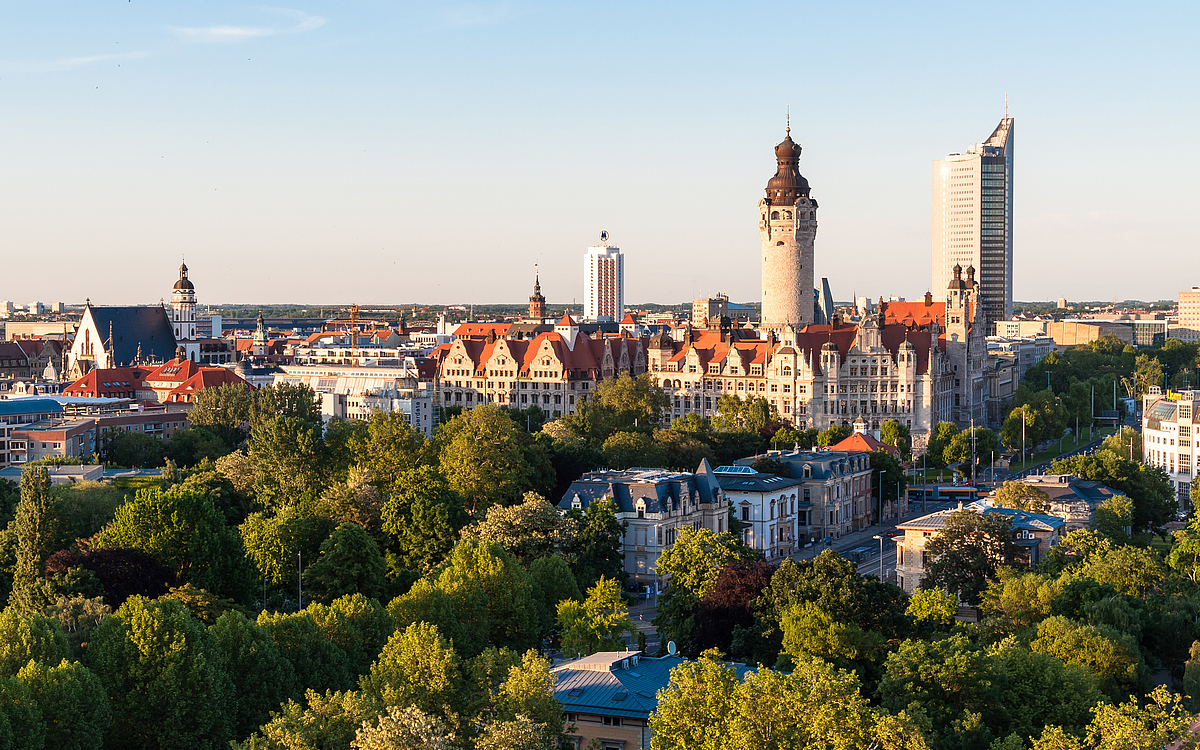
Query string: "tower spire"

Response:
xmin=1005 ymin=92 xmax=1008 ymax=119
xmin=786 ymin=105 xmax=790 ymax=135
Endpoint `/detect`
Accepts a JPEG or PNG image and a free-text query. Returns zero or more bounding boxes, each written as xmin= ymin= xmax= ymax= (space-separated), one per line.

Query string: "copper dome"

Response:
xmin=765 ymin=131 xmax=810 ymax=205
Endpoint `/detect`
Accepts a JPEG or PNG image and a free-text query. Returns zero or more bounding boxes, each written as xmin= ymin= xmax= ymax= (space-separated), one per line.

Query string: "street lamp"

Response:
xmin=872 ymin=534 xmax=885 ymax=581
xmin=879 ymin=470 xmax=887 ymax=528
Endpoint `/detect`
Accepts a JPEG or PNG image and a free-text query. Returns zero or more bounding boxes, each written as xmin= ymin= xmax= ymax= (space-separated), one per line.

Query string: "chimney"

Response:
xmin=924 ymin=291 xmax=933 ymax=307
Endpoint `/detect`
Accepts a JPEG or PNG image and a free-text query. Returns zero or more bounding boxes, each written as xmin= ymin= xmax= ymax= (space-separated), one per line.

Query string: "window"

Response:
xmin=741 ymin=506 xmax=749 ymax=521
xmin=603 ymin=717 xmax=622 ymax=727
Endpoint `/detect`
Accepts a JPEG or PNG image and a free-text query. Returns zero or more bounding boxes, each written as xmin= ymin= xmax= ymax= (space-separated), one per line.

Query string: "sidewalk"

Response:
xmin=791 ymin=504 xmax=940 ymax=562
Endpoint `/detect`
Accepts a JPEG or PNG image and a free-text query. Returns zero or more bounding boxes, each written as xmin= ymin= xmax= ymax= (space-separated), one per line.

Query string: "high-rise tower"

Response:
xmin=759 ymin=124 xmax=817 ymax=332
xmin=932 ymin=114 xmax=1014 ymax=334
xmin=170 ymin=262 xmax=197 ymax=341
xmin=584 ymin=232 xmax=623 ymax=322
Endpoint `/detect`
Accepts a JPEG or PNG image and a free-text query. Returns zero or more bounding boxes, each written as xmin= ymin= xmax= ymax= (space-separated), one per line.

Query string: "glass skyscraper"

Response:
xmin=932 ymin=115 xmax=1014 ymax=334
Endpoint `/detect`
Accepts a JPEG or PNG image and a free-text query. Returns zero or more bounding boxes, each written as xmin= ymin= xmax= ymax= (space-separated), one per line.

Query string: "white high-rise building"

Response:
xmin=584 ymin=234 xmax=624 ymax=322
xmin=1177 ymin=287 xmax=1200 ymax=343
xmin=933 ymin=114 xmax=1014 ymax=335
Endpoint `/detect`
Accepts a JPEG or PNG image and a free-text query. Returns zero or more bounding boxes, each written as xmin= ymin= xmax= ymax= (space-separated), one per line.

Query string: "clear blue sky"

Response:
xmin=1 ymin=1 xmax=1196 ymax=307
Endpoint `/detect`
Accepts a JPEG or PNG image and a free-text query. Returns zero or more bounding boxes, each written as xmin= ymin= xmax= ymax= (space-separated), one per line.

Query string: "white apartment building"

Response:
xmin=584 ymin=237 xmax=624 ymax=322
xmin=1175 ymin=287 xmax=1200 ymax=343
xmin=1142 ymin=387 xmax=1196 ymax=511
xmin=274 ymin=363 xmax=437 ymax=436
xmin=933 ymin=115 xmax=1014 ymax=335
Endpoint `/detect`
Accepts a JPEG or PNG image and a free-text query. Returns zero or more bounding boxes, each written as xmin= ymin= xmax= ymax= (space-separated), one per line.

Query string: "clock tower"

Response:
xmin=171 ymin=262 xmax=197 ymax=342
xmin=759 ymin=123 xmax=817 ymax=332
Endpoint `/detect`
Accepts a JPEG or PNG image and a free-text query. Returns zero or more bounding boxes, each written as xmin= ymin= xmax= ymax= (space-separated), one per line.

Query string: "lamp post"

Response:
xmin=872 ymin=534 xmax=885 ymax=581
xmin=879 ymin=470 xmax=887 ymax=528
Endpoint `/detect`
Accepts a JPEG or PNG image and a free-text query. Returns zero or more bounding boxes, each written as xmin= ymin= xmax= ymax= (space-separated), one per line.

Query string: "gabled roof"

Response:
xmin=84 ymin=306 xmax=177 ymax=366
xmin=167 ymin=369 xmax=251 ymax=401
xmin=64 ymin=367 xmax=154 ymax=397
xmin=830 ymin=432 xmax=900 ymax=458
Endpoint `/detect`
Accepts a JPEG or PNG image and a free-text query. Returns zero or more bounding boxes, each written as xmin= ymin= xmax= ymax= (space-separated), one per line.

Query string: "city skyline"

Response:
xmin=1 ymin=2 xmax=1197 ymax=306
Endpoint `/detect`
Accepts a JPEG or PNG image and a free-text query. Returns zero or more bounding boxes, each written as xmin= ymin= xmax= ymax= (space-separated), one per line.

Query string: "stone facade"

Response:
xmin=759 ymin=128 xmax=816 ymax=332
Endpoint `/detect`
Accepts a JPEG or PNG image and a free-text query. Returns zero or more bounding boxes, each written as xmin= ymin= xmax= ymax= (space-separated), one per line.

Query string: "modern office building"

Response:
xmin=933 ymin=113 xmax=1014 ymax=334
xmin=584 ymin=234 xmax=624 ymax=322
xmin=1142 ymin=386 xmax=1196 ymax=510
xmin=759 ymin=123 xmax=817 ymax=332
xmin=1176 ymin=287 xmax=1200 ymax=343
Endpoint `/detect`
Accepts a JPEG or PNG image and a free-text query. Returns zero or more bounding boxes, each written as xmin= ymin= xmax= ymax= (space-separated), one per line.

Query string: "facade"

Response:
xmin=933 ymin=114 xmax=1014 ymax=334
xmin=0 ymin=399 xmax=64 ymax=467
xmin=1142 ymin=387 xmax=1196 ymax=510
xmin=894 ymin=501 xmax=1064 ymax=594
xmin=1176 ymin=287 xmax=1200 ymax=343
xmin=711 ymin=465 xmax=805 ymax=560
xmin=584 ymin=238 xmax=624 ymax=322
xmin=63 ymin=359 xmax=250 ymax=406
xmin=432 ymin=317 xmax=646 ymax=420
xmin=735 ymin=449 xmax=879 ymax=536
xmin=68 ymin=302 xmax=177 ymax=376
xmin=554 ymin=651 xmax=733 ymax=750
xmin=1011 ymin=474 xmax=1129 ymax=531
xmin=2 ymin=405 xmax=189 ymax=467
xmin=759 ymin=125 xmax=817 ymax=332
xmin=987 ymin=334 xmax=1053 ymax=382
xmin=274 ymin=363 xmax=437 ymax=436
xmin=1046 ymin=321 xmax=1133 ymax=349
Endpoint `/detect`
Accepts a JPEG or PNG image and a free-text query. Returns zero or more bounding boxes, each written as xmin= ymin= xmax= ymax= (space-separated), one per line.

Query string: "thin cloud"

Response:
xmin=172 ymin=8 xmax=325 ymax=43
xmin=1 ymin=51 xmax=150 ymax=73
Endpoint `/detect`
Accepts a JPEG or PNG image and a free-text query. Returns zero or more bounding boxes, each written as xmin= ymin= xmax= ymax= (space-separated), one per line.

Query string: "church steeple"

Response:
xmin=170 ymin=261 xmax=197 ymax=341
xmin=528 ymin=265 xmax=547 ymax=321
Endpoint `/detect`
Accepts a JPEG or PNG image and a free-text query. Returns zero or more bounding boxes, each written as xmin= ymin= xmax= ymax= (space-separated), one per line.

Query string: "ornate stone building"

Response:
xmin=760 ymin=123 xmax=817 ymax=332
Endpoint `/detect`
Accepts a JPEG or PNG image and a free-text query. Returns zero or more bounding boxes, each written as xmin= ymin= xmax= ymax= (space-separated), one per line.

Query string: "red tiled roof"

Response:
xmin=64 ymin=366 xmax=154 ymax=397
xmin=454 ymin=323 xmax=513 ymax=338
xmin=830 ymin=432 xmax=901 ymax=457
xmin=166 ymin=369 xmax=251 ymax=402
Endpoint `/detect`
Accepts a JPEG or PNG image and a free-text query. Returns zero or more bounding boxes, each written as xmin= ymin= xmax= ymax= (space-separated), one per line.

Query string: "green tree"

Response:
xmin=944 ymin=427 xmax=1000 ymax=469
xmin=0 ymin=609 xmax=70 ymax=676
xmin=463 ymin=492 xmax=578 ymax=564
xmin=922 ymin=511 xmax=1021 ymax=605
xmin=303 ymin=523 xmax=387 ymax=604
xmin=1076 ymin=544 xmax=1165 ymax=599
xmin=10 ymin=467 xmax=57 ymax=614
xmin=527 ymin=555 xmax=580 ymax=643
xmin=880 ymin=420 xmax=912 ymax=456
xmin=871 ymin=449 xmax=908 ymax=522
xmin=993 ymin=481 xmax=1052 ymax=513
xmin=1091 ymin=496 xmax=1133 ymax=543
xmin=209 ymin=611 xmax=299 ymax=741
xmin=188 ymin=382 xmax=253 ymax=446
xmin=306 ymin=594 xmax=395 ymax=679
xmin=557 ymin=576 xmax=635 ymax=657
xmin=100 ymin=429 xmax=165 ymax=468
xmin=348 ymin=411 xmax=433 ymax=496
xmin=601 ymin=430 xmax=664 ymax=469
xmin=816 ymin=423 xmax=852 ymax=447
xmin=564 ymin=496 xmax=627 ymax=593
xmin=315 ymin=466 xmax=384 ymax=536
xmin=256 ymin=609 xmax=353 ymax=696
xmin=780 ymin=601 xmax=885 ymax=680
xmin=711 ymin=394 xmax=773 ymax=434
xmin=565 ymin=372 xmax=670 ymax=439
xmin=0 ymin=676 xmax=45 ymax=750
xmin=926 ymin=421 xmax=961 ymax=466
xmin=164 ymin=427 xmax=235 ymax=467
xmin=92 ymin=485 xmax=256 ymax=603
xmin=236 ymin=689 xmax=379 ymax=750
xmin=877 ymin=634 xmax=1000 ymax=745
xmin=249 ymin=382 xmax=323 ymax=436
xmin=249 ymin=415 xmax=326 ymax=509
xmin=906 ymin=588 xmax=957 ymax=627
xmin=1029 ymin=615 xmax=1144 ymax=701
xmin=240 ymin=506 xmax=335 ymax=588
xmin=16 ymin=658 xmax=110 ymax=750
xmin=380 ymin=466 xmax=468 ymax=575
xmin=350 ymin=705 xmax=454 ymax=750
xmin=86 ymin=596 xmax=233 ymax=750
xmin=436 ymin=404 xmax=540 ymax=515
xmin=987 ymin=639 xmax=1103 ymax=742
xmin=361 ymin=622 xmax=461 ymax=722
xmin=388 ymin=539 xmax=537 ymax=657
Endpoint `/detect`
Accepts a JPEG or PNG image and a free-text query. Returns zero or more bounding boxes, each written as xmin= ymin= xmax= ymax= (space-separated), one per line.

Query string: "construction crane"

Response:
xmin=350 ymin=303 xmax=360 ymax=366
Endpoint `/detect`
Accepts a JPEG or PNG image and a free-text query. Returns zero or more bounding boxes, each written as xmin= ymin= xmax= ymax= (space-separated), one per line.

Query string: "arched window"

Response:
xmin=782 ymin=366 xmax=791 ymax=375
xmin=784 ymin=210 xmax=792 ymax=219
xmin=776 ymin=241 xmax=785 ymax=246
xmin=770 ymin=210 xmax=779 ymax=220
xmin=803 ymin=465 xmax=812 ymax=478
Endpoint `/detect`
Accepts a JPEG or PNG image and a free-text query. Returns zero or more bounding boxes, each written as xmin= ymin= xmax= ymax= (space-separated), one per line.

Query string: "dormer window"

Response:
xmin=636 ymin=499 xmax=646 ymax=518
xmin=571 ymin=495 xmax=582 ymax=510
xmin=803 ymin=465 xmax=812 ymax=478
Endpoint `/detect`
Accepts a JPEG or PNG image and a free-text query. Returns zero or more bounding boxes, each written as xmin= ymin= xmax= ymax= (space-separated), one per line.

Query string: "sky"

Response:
xmin=1 ymin=1 xmax=1196 ymax=307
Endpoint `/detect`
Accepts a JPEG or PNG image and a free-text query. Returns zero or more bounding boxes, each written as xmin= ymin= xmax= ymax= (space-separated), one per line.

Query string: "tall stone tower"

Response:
xmin=759 ymin=124 xmax=817 ymax=332
xmin=528 ymin=267 xmax=547 ymax=321
xmin=171 ymin=262 xmax=197 ymax=341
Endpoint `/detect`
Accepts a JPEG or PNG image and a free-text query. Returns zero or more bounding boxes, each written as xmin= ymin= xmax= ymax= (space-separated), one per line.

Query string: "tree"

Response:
xmin=781 ymin=601 xmax=885 ymax=681
xmin=99 ymin=429 xmax=165 ymax=468
xmin=601 ymin=430 xmax=664 ymax=469
xmin=651 ymin=653 xmax=931 ymax=750
xmin=188 ymin=382 xmax=253 ymax=446
xmin=1091 ymin=496 xmax=1133 ymax=543
xmin=922 ymin=511 xmax=1021 ymax=605
xmin=248 ymin=414 xmax=326 ymax=509
xmin=249 ymin=382 xmax=324 ymax=436
xmin=351 ymin=705 xmax=454 ymax=750
xmin=380 ymin=466 xmax=468 ymax=575
xmin=10 ymin=467 xmax=57 ymax=614
xmin=988 ymin=639 xmax=1103 ymax=742
xmin=1029 ymin=615 xmax=1144 ymax=701
xmin=944 ymin=427 xmax=1000 ymax=469
xmin=91 ymin=485 xmax=256 ymax=603
xmin=256 ymin=609 xmax=353 ymax=696
xmin=694 ymin=559 xmax=774 ymax=659
xmin=361 ymin=622 xmax=461 ymax=722
xmin=164 ymin=427 xmax=235 ymax=467
xmin=926 ymin=421 xmax=961 ymax=466
xmin=993 ymin=481 xmax=1051 ymax=513
xmin=236 ymin=689 xmax=379 ymax=750
xmin=0 ymin=675 xmax=45 ymax=750
xmin=306 ymin=594 xmax=395 ymax=679
xmin=16 ymin=658 xmax=110 ymax=750
xmin=240 ymin=507 xmax=335 ymax=586
xmin=563 ymin=372 xmax=670 ymax=440
xmin=711 ymin=394 xmax=773 ymax=434
xmin=348 ymin=411 xmax=433 ymax=496
xmin=877 ymin=634 xmax=1000 ymax=745
xmin=436 ymin=404 xmax=540 ymax=515
xmin=564 ymin=496 xmax=627 ymax=593
xmin=0 ymin=609 xmax=70 ymax=676
xmin=557 ymin=576 xmax=635 ymax=657
xmin=463 ymin=492 xmax=578 ymax=564
xmin=388 ymin=539 xmax=537 ymax=657
xmin=816 ymin=423 xmax=852 ymax=447
xmin=208 ymin=611 xmax=299 ymax=741
xmin=86 ymin=596 xmax=233 ymax=749
xmin=906 ymin=588 xmax=957 ymax=627
xmin=179 ymin=462 xmax=255 ymax=526
xmin=303 ymin=523 xmax=387 ymax=604
xmin=315 ymin=467 xmax=384 ymax=535
xmin=1051 ymin=450 xmax=1175 ymax=532
xmin=1076 ymin=544 xmax=1165 ymax=599
xmin=880 ymin=420 xmax=912 ymax=456
xmin=527 ymin=555 xmax=581 ymax=643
